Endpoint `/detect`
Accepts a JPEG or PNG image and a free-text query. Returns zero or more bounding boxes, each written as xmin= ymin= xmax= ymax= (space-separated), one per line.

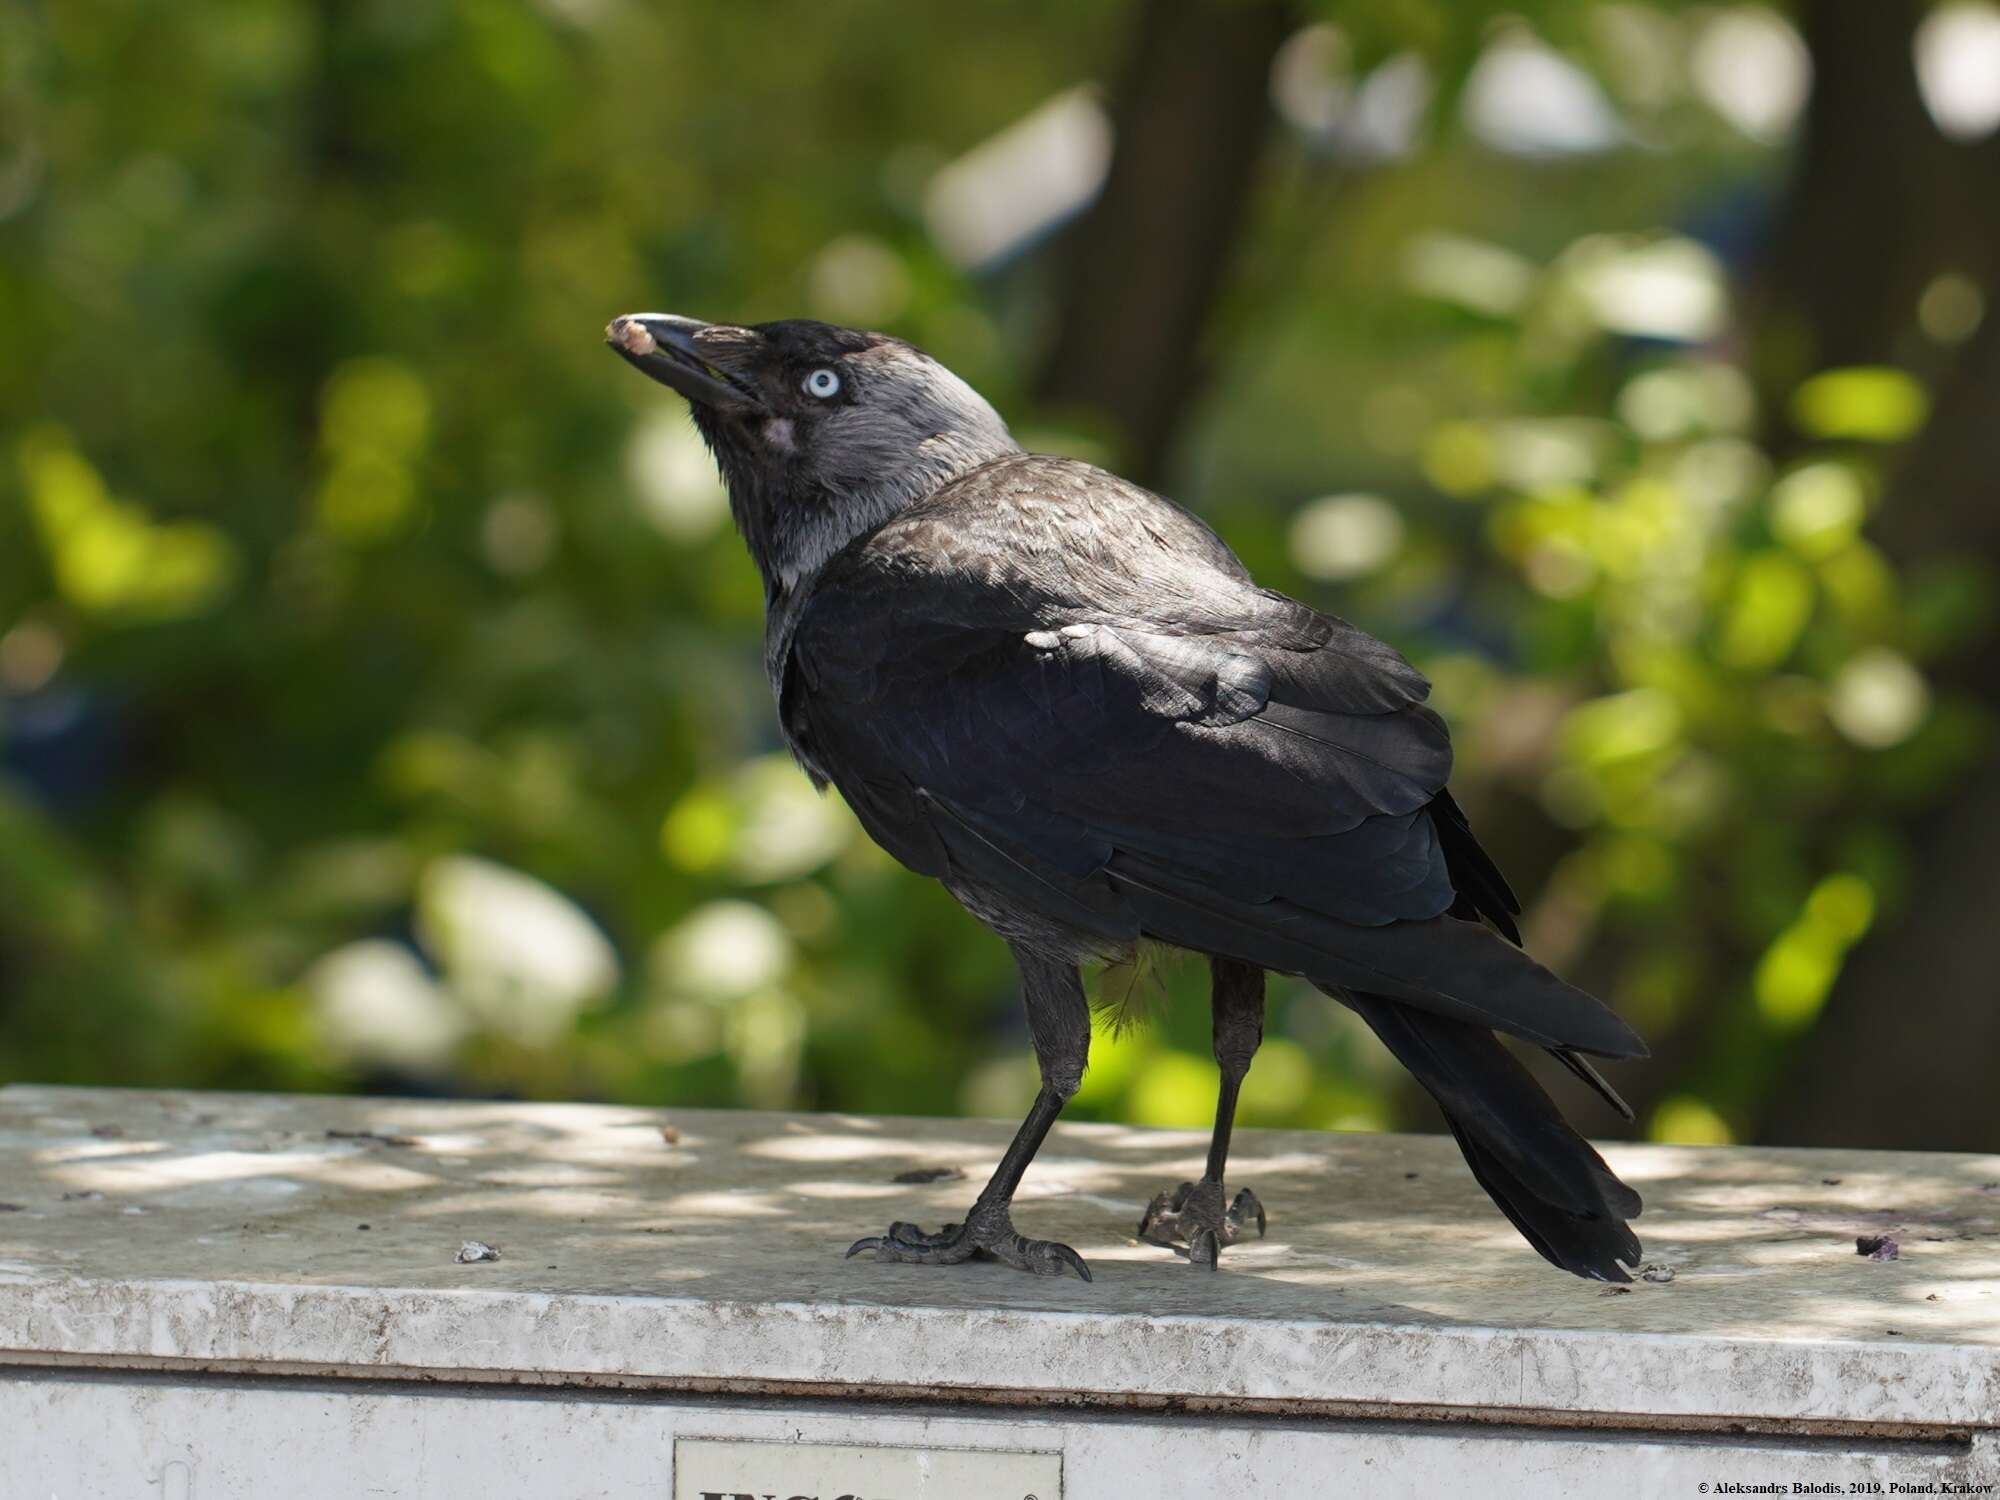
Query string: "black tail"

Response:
xmin=1345 ymin=991 xmax=1644 ymax=1282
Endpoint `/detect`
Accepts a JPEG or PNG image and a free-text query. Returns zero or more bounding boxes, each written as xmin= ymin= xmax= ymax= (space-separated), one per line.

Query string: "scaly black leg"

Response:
xmin=847 ymin=943 xmax=1094 ymax=1280
xmin=1138 ymin=957 xmax=1269 ymax=1269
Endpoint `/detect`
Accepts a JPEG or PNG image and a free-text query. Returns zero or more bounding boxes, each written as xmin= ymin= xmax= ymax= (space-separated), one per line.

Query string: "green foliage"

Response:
xmin=1385 ymin=236 xmax=1987 ymax=1141
xmin=0 ymin=2 xmax=1988 ymax=1149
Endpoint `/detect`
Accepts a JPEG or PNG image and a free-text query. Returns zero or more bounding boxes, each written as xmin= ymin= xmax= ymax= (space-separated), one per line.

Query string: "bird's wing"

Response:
xmin=787 ymin=460 xmax=1640 ymax=1060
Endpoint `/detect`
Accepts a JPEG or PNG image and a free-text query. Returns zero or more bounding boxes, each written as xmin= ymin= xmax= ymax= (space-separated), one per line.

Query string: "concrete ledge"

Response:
xmin=2 ymin=1083 xmax=1996 ymax=1441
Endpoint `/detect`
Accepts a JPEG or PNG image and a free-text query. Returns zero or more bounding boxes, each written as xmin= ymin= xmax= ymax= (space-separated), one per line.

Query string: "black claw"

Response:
xmin=845 ymin=1236 xmax=884 ymax=1258
xmin=1136 ymin=1191 xmax=1170 ymax=1239
xmin=1054 ymin=1244 xmax=1093 ymax=1282
xmin=1231 ymin=1188 xmax=1268 ymax=1238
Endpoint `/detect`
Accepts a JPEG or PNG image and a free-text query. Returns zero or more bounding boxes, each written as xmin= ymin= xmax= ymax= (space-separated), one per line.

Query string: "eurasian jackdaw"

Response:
xmin=608 ymin=312 xmax=1646 ymax=1283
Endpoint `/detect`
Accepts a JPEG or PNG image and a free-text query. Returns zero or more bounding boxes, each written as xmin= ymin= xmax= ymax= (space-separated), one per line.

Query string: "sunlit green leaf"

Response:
xmin=1789 ymin=367 xmax=1929 ymax=443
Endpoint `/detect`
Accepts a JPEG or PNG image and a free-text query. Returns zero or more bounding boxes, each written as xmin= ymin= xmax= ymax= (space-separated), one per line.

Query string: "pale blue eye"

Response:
xmin=803 ymin=368 xmax=841 ymax=399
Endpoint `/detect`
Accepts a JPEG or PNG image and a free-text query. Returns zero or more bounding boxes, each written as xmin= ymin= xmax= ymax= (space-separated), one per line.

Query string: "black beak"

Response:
xmin=605 ymin=313 xmax=762 ymax=409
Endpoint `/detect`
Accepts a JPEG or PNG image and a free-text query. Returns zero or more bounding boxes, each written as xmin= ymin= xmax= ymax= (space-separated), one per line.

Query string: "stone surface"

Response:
xmin=1 ymin=1084 xmax=1997 ymax=1434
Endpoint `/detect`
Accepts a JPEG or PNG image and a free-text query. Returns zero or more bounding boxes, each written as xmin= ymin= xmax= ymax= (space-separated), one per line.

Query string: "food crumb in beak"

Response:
xmin=611 ymin=319 xmax=658 ymax=356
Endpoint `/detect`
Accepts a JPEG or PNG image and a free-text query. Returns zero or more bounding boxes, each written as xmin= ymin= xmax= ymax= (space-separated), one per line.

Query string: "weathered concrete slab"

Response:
xmin=1 ymin=1083 xmax=1996 ymax=1438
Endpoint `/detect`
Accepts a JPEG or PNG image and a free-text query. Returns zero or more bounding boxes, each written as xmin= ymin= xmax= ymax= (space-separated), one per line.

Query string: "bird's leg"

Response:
xmin=1139 ymin=957 xmax=1268 ymax=1268
xmin=847 ymin=944 xmax=1093 ymax=1280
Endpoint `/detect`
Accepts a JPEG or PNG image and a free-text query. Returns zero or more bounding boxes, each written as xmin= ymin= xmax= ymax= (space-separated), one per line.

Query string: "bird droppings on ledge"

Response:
xmin=455 ymin=1240 xmax=502 ymax=1264
xmin=1599 ymin=1286 xmax=1631 ymax=1296
xmin=890 ymin=1166 xmax=967 ymax=1185
xmin=60 ymin=1190 xmax=104 ymax=1202
xmin=1641 ymin=1264 xmax=1676 ymax=1284
xmin=1857 ymin=1234 xmax=1901 ymax=1261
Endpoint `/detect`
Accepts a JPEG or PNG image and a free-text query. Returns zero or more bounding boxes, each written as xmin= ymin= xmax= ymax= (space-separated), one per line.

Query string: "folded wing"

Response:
xmin=789 ymin=471 xmax=1642 ymax=1063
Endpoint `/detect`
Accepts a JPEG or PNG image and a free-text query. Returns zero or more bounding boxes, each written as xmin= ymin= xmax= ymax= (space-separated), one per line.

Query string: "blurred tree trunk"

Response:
xmin=1752 ymin=3 xmax=1959 ymax=386
xmin=1763 ymin=294 xmax=2000 ymax=1151
xmin=1590 ymin=0 xmax=2000 ymax=1151
xmin=1037 ymin=0 xmax=1296 ymax=486
xmin=1760 ymin=123 xmax=2000 ymax=1150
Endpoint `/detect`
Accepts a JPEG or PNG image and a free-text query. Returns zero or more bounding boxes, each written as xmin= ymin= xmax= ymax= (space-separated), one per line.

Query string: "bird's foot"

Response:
xmin=845 ymin=1198 xmax=1091 ymax=1281
xmin=1137 ymin=1179 xmax=1266 ymax=1269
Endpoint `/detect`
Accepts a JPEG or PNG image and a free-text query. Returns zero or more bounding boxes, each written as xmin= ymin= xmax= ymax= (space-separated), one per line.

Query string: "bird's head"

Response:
xmin=607 ymin=313 xmax=1018 ymax=595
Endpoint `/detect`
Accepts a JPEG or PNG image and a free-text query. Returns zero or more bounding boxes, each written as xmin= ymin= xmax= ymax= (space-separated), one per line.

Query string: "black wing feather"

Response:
xmin=1348 ymin=994 xmax=1641 ymax=1280
xmin=1431 ymin=786 xmax=1522 ymax=943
